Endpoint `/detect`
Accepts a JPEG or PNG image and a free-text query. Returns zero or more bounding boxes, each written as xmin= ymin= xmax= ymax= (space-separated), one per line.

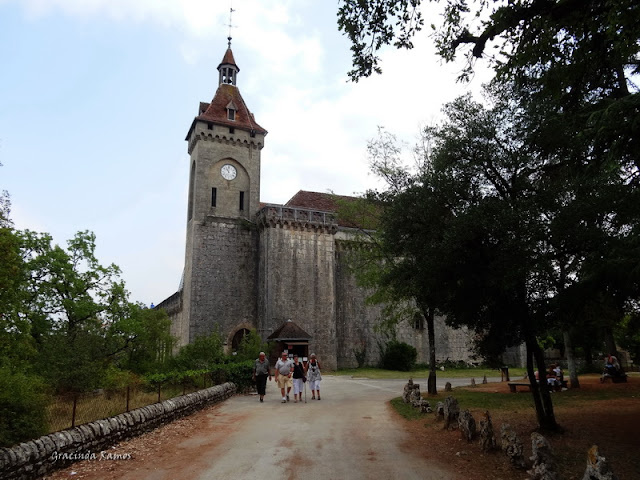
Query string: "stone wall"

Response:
xmin=257 ymin=208 xmax=338 ymax=369
xmin=0 ymin=383 xmax=236 ymax=480
xmin=187 ymin=217 xmax=259 ymax=343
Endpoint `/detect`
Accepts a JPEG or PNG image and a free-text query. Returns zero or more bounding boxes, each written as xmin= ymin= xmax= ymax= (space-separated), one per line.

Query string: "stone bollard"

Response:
xmin=443 ymin=396 xmax=460 ymax=430
xmin=409 ymin=384 xmax=422 ymax=406
xmin=482 ymin=375 xmax=488 ymax=384
xmin=403 ymin=378 xmax=414 ymax=403
xmin=420 ymin=399 xmax=433 ymax=414
xmin=444 ymin=382 xmax=452 ymax=392
xmin=458 ymin=409 xmax=476 ymax=442
xmin=527 ymin=432 xmax=558 ymax=480
xmin=500 ymin=423 xmax=527 ymax=469
xmin=582 ymin=445 xmax=618 ymax=480
xmin=436 ymin=402 xmax=444 ymax=420
xmin=479 ymin=411 xmax=497 ymax=452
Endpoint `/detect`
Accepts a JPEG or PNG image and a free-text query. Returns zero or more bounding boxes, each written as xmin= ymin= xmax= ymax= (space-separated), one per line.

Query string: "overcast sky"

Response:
xmin=0 ymin=0 xmax=492 ymax=306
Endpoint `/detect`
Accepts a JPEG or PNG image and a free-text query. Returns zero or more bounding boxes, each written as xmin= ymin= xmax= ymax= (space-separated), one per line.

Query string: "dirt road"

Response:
xmin=50 ymin=376 xmax=484 ymax=480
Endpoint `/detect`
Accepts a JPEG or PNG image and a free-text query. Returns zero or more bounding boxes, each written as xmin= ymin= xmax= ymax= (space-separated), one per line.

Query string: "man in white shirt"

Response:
xmin=274 ymin=351 xmax=294 ymax=403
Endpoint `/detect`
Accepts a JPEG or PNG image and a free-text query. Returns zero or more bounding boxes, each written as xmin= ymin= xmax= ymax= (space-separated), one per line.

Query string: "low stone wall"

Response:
xmin=0 ymin=382 xmax=236 ymax=480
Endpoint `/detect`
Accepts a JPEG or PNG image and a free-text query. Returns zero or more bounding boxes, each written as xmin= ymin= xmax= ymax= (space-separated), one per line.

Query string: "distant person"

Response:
xmin=306 ymin=353 xmax=322 ymax=400
xmin=275 ymin=351 xmax=294 ymax=403
xmin=602 ymin=353 xmax=621 ymax=380
xmin=252 ymin=351 xmax=272 ymax=403
xmin=292 ymin=354 xmax=305 ymax=403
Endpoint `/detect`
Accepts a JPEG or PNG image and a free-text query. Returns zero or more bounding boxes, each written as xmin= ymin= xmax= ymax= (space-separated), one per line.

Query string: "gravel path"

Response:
xmin=49 ymin=376 xmax=496 ymax=480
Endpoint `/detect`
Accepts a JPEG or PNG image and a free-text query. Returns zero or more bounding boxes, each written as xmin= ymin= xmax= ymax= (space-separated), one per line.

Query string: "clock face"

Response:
xmin=221 ymin=164 xmax=237 ymax=181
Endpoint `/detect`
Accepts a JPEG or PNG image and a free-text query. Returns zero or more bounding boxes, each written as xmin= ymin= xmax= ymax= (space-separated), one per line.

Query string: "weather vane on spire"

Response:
xmin=226 ymin=2 xmax=236 ymax=48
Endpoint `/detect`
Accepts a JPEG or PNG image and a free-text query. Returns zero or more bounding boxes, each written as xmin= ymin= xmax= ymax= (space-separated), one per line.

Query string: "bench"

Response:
xmin=508 ymin=380 xmax=568 ymax=393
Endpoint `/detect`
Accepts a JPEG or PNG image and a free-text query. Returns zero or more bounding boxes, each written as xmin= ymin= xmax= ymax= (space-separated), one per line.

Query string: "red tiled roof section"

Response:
xmin=285 ymin=190 xmax=352 ymax=212
xmin=218 ymin=48 xmax=238 ymax=70
xmin=196 ymin=83 xmax=267 ymax=135
xmin=285 ymin=190 xmax=380 ymax=229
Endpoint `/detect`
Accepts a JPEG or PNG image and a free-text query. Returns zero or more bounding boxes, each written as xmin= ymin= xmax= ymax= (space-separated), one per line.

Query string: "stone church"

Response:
xmin=157 ymin=44 xmax=476 ymax=370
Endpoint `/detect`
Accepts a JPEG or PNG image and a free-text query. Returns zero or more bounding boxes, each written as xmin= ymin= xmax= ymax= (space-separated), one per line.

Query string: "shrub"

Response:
xmin=380 ymin=340 xmax=417 ymax=371
xmin=0 ymin=365 xmax=48 ymax=447
xmin=170 ymin=331 xmax=224 ymax=370
xmin=233 ymin=330 xmax=273 ymax=362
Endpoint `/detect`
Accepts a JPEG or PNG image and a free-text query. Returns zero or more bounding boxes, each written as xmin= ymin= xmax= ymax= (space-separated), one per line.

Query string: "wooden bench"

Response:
xmin=508 ymin=382 xmax=531 ymax=392
xmin=508 ymin=380 xmax=568 ymax=393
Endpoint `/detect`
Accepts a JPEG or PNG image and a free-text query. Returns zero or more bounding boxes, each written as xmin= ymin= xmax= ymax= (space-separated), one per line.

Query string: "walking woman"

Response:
xmin=252 ymin=351 xmax=272 ymax=402
xmin=292 ymin=354 xmax=305 ymax=403
xmin=306 ymin=353 xmax=322 ymax=400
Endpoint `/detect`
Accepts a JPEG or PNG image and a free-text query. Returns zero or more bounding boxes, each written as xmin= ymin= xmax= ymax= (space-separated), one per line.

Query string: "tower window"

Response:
xmin=227 ymin=109 xmax=236 ymax=121
xmin=211 ymin=188 xmax=217 ymax=207
xmin=229 ymin=127 xmax=235 ymax=134
xmin=239 ymin=191 xmax=245 ymax=211
xmin=413 ymin=312 xmax=424 ymax=330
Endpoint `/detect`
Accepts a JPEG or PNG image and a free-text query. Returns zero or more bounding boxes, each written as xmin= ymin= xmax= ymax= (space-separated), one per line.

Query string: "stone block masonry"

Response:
xmin=0 ymin=383 xmax=236 ymax=480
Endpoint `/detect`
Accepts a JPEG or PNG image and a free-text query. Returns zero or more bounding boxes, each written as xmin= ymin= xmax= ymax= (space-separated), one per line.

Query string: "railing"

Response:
xmin=257 ymin=204 xmax=338 ymax=227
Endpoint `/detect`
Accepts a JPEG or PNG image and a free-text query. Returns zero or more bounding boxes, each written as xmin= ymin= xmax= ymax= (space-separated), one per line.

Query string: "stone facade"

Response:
xmin=157 ymin=46 xmax=478 ymax=370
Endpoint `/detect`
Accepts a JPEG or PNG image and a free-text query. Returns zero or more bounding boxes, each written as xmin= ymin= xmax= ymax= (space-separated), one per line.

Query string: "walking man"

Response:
xmin=275 ymin=351 xmax=294 ymax=403
xmin=252 ymin=351 xmax=272 ymax=402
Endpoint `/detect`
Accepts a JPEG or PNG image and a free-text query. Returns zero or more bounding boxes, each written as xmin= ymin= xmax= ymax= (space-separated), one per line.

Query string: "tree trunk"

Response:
xmin=603 ymin=327 xmax=618 ymax=358
xmin=524 ymin=326 xmax=559 ymax=432
xmin=424 ymin=306 xmax=437 ymax=395
xmin=563 ymin=330 xmax=580 ymax=388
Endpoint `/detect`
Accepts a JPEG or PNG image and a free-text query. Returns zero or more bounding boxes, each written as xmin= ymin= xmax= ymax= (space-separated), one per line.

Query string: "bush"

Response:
xmin=380 ymin=340 xmax=417 ymax=371
xmin=170 ymin=331 xmax=224 ymax=370
xmin=233 ymin=330 xmax=273 ymax=362
xmin=0 ymin=365 xmax=48 ymax=447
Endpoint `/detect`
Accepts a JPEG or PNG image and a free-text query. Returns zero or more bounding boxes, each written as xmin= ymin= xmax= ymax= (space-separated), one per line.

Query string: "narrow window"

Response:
xmin=207 ymin=123 xmax=213 ymax=130
xmin=229 ymin=127 xmax=235 ymax=134
xmin=239 ymin=191 xmax=245 ymax=211
xmin=228 ymin=109 xmax=235 ymax=121
xmin=211 ymin=187 xmax=217 ymax=207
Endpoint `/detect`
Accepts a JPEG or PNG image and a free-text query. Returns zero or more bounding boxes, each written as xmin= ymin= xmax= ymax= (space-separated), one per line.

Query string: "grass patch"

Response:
xmin=336 ymin=366 xmax=526 ymax=379
xmin=390 ymin=397 xmax=428 ymax=420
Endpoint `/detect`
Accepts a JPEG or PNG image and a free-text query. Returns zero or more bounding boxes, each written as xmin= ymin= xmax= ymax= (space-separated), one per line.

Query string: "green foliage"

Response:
xmin=233 ymin=329 xmax=272 ymax=362
xmin=0 ymin=364 xmax=48 ymax=447
xmin=210 ymin=360 xmax=254 ymax=393
xmin=390 ymin=397 xmax=427 ymax=420
xmin=170 ymin=331 xmax=224 ymax=371
xmin=380 ymin=340 xmax=417 ymax=371
xmin=615 ymin=314 xmax=640 ymax=364
xmin=108 ymin=304 xmax=175 ymax=374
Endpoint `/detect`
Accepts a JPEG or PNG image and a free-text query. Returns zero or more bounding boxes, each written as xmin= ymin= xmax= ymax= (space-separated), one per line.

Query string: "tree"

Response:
xmin=107 ymin=303 xmax=175 ymax=374
xmin=18 ymin=230 xmax=130 ymax=392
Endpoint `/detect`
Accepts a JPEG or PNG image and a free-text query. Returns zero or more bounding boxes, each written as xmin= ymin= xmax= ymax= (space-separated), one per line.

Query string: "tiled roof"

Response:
xmin=285 ymin=190 xmax=379 ymax=229
xmin=189 ymin=83 xmax=267 ymax=137
xmin=267 ymin=320 xmax=312 ymax=340
xmin=218 ymin=48 xmax=238 ymax=70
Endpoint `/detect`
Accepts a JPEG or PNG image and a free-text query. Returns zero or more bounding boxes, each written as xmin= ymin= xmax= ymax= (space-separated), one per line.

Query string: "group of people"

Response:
xmin=252 ymin=351 xmax=322 ymax=403
xmin=534 ymin=364 xmax=564 ymax=390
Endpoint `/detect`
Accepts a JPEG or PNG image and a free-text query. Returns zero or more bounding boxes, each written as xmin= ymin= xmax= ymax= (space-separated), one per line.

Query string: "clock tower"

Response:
xmin=175 ymin=43 xmax=267 ymax=347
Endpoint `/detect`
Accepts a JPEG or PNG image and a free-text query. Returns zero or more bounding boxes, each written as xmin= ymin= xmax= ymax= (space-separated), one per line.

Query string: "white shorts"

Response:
xmin=309 ymin=380 xmax=320 ymax=391
xmin=293 ymin=378 xmax=304 ymax=395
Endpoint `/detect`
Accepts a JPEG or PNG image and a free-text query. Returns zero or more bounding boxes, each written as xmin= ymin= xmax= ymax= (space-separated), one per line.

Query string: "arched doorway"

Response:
xmin=231 ymin=328 xmax=251 ymax=352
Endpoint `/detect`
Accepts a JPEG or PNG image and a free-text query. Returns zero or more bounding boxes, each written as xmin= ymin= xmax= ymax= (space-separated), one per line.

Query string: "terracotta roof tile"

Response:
xmin=218 ymin=48 xmax=238 ymax=70
xmin=284 ymin=190 xmax=379 ymax=229
xmin=193 ymin=83 xmax=267 ymax=136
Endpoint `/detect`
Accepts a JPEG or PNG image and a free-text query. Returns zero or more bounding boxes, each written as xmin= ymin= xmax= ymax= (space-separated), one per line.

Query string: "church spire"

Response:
xmin=217 ymin=44 xmax=239 ymax=86
xmin=218 ymin=6 xmax=238 ymax=86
